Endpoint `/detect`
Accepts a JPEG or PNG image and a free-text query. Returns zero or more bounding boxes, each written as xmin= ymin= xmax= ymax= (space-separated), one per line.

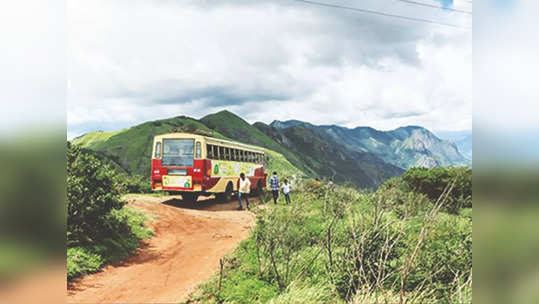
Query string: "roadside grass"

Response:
xmin=67 ymin=206 xmax=153 ymax=281
xmin=185 ymin=175 xmax=472 ymax=304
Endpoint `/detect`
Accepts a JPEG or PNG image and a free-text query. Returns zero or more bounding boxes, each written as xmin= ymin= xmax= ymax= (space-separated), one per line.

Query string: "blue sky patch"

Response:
xmin=435 ymin=0 xmax=453 ymax=8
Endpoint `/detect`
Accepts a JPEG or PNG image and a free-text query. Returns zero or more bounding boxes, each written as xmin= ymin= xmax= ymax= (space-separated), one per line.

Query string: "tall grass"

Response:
xmin=186 ymin=172 xmax=472 ymax=304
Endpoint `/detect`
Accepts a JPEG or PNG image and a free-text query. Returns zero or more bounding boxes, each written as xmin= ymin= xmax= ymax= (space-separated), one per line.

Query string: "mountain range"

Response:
xmin=72 ymin=110 xmax=471 ymax=188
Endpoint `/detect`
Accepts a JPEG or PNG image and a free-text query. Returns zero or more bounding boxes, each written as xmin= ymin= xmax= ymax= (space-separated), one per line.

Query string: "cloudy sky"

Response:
xmin=67 ymin=0 xmax=472 ymax=139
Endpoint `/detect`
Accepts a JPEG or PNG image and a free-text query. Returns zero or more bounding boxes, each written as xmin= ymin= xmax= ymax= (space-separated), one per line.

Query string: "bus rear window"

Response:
xmin=162 ymin=139 xmax=194 ymax=167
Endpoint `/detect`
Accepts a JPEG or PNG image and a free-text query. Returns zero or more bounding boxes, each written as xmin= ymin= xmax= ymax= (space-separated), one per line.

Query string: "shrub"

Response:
xmin=67 ymin=142 xmax=126 ymax=245
xmin=396 ymin=166 xmax=472 ymax=214
xmin=67 ymin=247 xmax=103 ymax=279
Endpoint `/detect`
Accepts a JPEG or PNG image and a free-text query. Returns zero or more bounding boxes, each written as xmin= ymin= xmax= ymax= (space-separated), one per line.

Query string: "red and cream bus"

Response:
xmin=151 ymin=133 xmax=267 ymax=202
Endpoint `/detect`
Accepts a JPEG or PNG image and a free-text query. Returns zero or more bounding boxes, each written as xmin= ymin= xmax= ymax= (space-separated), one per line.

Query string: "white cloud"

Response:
xmin=67 ymin=0 xmax=472 ymax=138
xmin=0 ymin=0 xmax=65 ymax=135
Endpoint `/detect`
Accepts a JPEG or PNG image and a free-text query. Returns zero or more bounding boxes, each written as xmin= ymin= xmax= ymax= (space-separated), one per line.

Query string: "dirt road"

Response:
xmin=67 ymin=194 xmax=256 ymax=303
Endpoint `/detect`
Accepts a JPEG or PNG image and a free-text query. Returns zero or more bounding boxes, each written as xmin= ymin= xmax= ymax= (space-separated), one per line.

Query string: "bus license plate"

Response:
xmin=162 ymin=175 xmax=192 ymax=188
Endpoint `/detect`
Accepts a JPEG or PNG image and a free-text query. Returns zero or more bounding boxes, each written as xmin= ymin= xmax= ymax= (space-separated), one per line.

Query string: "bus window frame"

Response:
xmin=195 ymin=141 xmax=201 ymax=159
xmin=225 ymin=147 xmax=230 ymax=160
xmin=154 ymin=141 xmax=161 ymax=158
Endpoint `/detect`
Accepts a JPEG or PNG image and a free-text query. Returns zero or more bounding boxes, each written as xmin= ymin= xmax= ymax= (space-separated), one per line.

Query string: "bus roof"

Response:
xmin=154 ymin=133 xmax=266 ymax=154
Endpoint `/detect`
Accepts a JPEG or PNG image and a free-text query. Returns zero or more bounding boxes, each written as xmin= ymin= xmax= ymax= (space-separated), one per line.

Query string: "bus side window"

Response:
xmin=195 ymin=142 xmax=201 ymax=158
xmin=249 ymin=152 xmax=253 ymax=163
xmin=240 ymin=150 xmax=245 ymax=162
xmin=224 ymin=148 xmax=230 ymax=160
xmin=154 ymin=142 xmax=161 ymax=158
xmin=219 ymin=146 xmax=224 ymax=160
xmin=208 ymin=144 xmax=214 ymax=159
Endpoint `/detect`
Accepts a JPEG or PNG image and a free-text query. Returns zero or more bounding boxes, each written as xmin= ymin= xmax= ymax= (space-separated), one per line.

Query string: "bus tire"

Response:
xmin=217 ymin=183 xmax=233 ymax=203
xmin=182 ymin=192 xmax=198 ymax=203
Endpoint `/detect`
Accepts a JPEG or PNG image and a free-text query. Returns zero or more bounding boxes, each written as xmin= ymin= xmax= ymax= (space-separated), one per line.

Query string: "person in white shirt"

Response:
xmin=238 ymin=172 xmax=251 ymax=210
xmin=282 ymin=179 xmax=291 ymax=204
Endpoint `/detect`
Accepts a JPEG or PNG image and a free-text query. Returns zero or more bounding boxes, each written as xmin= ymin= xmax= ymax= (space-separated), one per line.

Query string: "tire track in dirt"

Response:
xmin=67 ymin=194 xmax=255 ymax=303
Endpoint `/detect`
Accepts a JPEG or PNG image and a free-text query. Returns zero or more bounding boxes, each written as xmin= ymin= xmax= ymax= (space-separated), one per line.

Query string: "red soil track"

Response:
xmin=67 ymin=194 xmax=255 ymax=303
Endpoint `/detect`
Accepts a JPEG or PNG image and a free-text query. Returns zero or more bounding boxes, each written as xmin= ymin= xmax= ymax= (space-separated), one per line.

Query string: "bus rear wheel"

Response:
xmin=182 ymin=192 xmax=198 ymax=203
xmin=216 ymin=183 xmax=233 ymax=203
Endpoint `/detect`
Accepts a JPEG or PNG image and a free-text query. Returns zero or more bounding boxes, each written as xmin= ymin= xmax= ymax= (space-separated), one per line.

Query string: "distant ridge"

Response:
xmin=269 ymin=120 xmax=470 ymax=169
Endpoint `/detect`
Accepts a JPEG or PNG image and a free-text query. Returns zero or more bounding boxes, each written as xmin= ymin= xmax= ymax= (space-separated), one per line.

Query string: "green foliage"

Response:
xmin=72 ymin=130 xmax=125 ymax=148
xmin=117 ymin=173 xmax=152 ymax=193
xmin=189 ymin=177 xmax=472 ymax=304
xmin=67 ymin=142 xmax=153 ymax=280
xmin=67 ymin=247 xmax=104 ymax=279
xmin=264 ymin=149 xmax=303 ymax=179
xmin=67 ymin=142 xmax=126 ymax=244
xmin=400 ymin=166 xmax=472 ymax=213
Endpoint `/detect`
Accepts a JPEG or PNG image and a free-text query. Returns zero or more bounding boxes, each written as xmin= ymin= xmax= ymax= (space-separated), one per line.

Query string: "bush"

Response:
xmin=67 ymin=142 xmax=126 ymax=245
xmin=384 ymin=166 xmax=472 ymax=214
xmin=67 ymin=247 xmax=104 ymax=279
xmin=67 ymin=142 xmax=153 ymax=280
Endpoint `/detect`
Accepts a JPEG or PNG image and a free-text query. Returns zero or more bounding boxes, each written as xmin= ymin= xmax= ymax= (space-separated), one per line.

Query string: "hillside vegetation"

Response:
xmin=187 ymin=167 xmax=472 ymax=304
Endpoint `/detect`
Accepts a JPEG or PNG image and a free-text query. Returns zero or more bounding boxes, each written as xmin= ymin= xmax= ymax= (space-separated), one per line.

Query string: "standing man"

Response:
xmin=269 ymin=171 xmax=280 ymax=204
xmin=238 ymin=173 xmax=251 ymax=210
